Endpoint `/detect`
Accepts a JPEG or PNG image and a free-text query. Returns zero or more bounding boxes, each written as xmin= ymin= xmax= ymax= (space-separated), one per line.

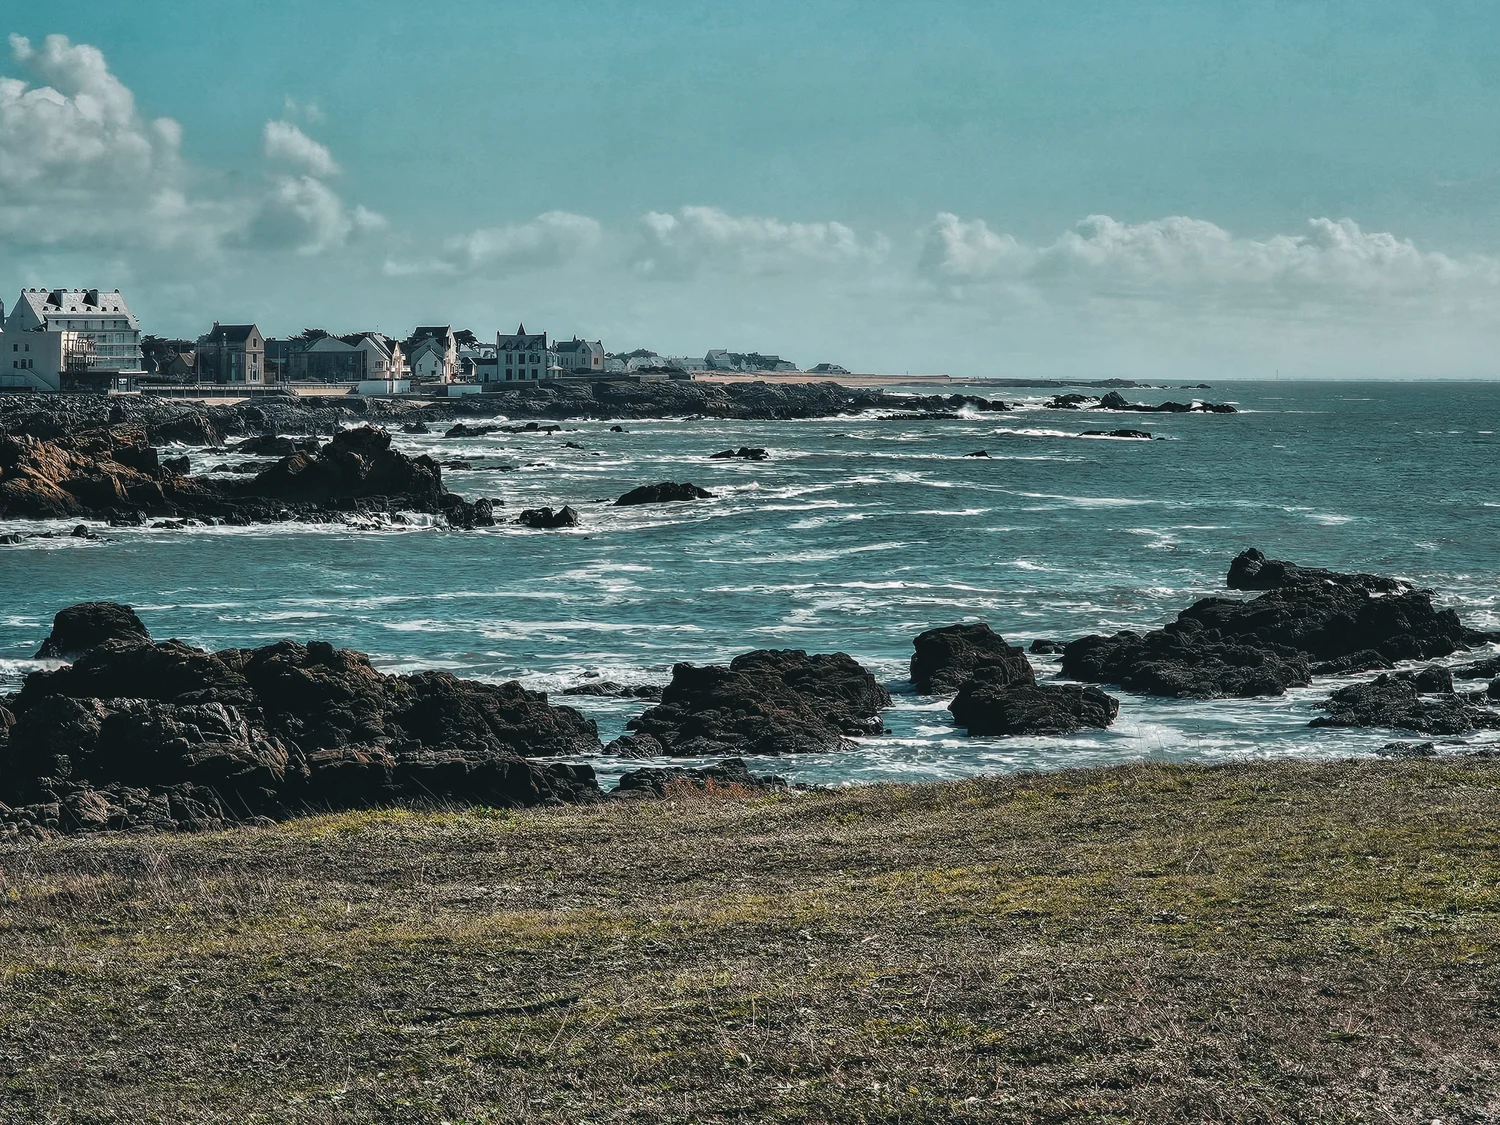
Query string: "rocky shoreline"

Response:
xmin=4 ymin=549 xmax=1498 ymax=838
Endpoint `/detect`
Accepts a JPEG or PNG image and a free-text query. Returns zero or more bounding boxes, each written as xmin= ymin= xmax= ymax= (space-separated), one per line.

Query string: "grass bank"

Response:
xmin=1 ymin=758 xmax=1498 ymax=1123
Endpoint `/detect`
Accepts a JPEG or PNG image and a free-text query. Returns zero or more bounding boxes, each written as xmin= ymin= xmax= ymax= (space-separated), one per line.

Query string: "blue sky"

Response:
xmin=6 ymin=1 xmax=1500 ymax=376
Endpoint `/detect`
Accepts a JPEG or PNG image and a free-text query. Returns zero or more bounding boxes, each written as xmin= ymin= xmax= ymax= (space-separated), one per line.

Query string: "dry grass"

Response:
xmin=1 ymin=757 xmax=1498 ymax=1123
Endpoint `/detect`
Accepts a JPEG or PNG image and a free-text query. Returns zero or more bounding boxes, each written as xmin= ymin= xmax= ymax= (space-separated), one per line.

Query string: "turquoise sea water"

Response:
xmin=2 ymin=380 xmax=1497 ymax=785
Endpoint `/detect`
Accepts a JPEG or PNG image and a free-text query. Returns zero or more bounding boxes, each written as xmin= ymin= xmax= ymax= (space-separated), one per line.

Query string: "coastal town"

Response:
xmin=0 ymin=286 xmax=852 ymax=396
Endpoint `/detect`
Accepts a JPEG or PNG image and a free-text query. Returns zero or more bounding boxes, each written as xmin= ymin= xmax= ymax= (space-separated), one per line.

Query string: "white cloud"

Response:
xmin=920 ymin=212 xmax=1500 ymax=301
xmin=383 ymin=211 xmax=602 ymax=276
xmin=263 ymin=119 xmax=340 ymax=177
xmin=636 ymin=206 xmax=889 ymax=278
xmin=245 ymin=175 xmax=384 ymax=255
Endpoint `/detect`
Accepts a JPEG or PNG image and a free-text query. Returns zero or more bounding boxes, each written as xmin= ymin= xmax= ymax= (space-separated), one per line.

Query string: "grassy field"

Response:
xmin=1 ymin=758 xmax=1498 ymax=1123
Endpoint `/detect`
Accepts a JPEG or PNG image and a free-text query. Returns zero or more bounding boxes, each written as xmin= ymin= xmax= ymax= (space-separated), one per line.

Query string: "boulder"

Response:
xmin=909 ymin=623 xmax=1034 ymax=694
xmin=1029 ymin=639 xmax=1066 ymax=655
xmin=1310 ymin=673 xmax=1500 ymax=735
xmin=709 ymin=447 xmax=769 ymax=461
xmin=1080 ymin=429 xmax=1153 ymax=439
xmin=562 ymin=681 xmax=663 ymax=699
xmin=963 ymin=450 xmax=991 ymax=458
xmin=949 ymin=673 xmax=1120 ymax=737
xmin=611 ymin=758 xmax=789 ymax=799
xmin=1226 ymin=548 xmax=1406 ymax=593
xmin=626 ymin=649 xmax=890 ymax=756
xmin=517 ymin=505 xmax=579 ymax=529
xmin=615 ymin=482 xmax=715 ymax=506
xmin=34 ymin=602 xmax=151 ymax=660
xmin=1453 ymin=655 xmax=1500 ymax=680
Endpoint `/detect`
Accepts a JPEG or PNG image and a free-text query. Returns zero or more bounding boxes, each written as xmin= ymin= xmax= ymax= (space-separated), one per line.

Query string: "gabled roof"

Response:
xmin=205 ymin=324 xmax=260 ymax=345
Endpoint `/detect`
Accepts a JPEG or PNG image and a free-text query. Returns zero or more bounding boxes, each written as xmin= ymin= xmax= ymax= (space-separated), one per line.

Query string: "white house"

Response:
xmin=406 ymin=326 xmax=457 ymax=383
xmin=290 ymin=333 xmax=405 ymax=383
xmin=552 ymin=337 xmax=605 ymax=376
xmin=492 ymin=324 xmax=552 ymax=382
xmin=4 ymin=288 xmax=142 ymax=372
xmin=0 ymin=327 xmax=94 ymax=393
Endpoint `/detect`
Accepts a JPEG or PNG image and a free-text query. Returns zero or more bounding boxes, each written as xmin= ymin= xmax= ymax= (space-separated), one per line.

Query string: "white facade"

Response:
xmin=4 ymin=289 xmax=142 ymax=372
xmin=408 ymin=338 xmax=453 ymax=382
xmin=0 ymin=329 xmax=88 ymax=393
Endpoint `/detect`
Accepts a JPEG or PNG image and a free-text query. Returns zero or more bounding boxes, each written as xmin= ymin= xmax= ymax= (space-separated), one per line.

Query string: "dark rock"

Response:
xmin=1063 ymin=554 xmax=1471 ymax=698
xmin=1454 ymin=655 xmax=1500 ymax=680
xmin=602 ymin=733 xmax=665 ymax=758
xmin=445 ymin=423 xmax=499 ymax=438
xmin=963 ymin=450 xmax=991 ymax=458
xmin=1227 ymin=548 xmax=1407 ymax=593
xmin=34 ymin=602 xmax=151 ymax=660
xmin=1378 ymin=741 xmax=1437 ymax=758
xmin=615 ymin=482 xmax=715 ymax=506
xmin=145 ymin=413 xmax=221 ymax=448
xmin=400 ymin=422 xmax=432 ymax=434
xmin=1309 ymin=650 xmax=1395 ymax=676
xmin=627 ymin=649 xmax=891 ymax=756
xmin=233 ymin=434 xmax=317 ymax=457
xmin=1081 ymin=429 xmax=1153 ymax=439
xmin=1043 ymin=394 xmax=1095 ymax=410
xmin=611 ymin=758 xmax=789 ymax=799
xmin=0 ymin=532 xmax=21 ymax=545
xmin=949 ymin=673 xmax=1120 ymax=736
xmin=162 ymin=455 xmax=191 ymax=475
xmin=1098 ymin=391 xmax=1237 ymax=413
xmin=1310 ymin=673 xmax=1500 ymax=735
xmin=609 ymin=425 xmax=626 ymax=432
xmin=710 ymin=447 xmax=770 ymax=461
xmin=1029 ymin=639 xmax=1066 ymax=655
xmin=517 ymin=505 xmax=579 ymax=529
xmin=445 ymin=497 xmax=497 ymax=530
xmin=0 ymin=617 xmax=605 ymax=833
xmin=878 ymin=412 xmax=961 ymax=421
xmin=562 ymin=681 xmax=663 ymax=699
xmin=910 ymin=623 xmax=1034 ymax=694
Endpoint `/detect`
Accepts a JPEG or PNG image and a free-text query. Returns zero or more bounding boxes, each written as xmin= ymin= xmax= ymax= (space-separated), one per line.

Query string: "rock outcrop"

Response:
xmin=517 ymin=505 xmax=579 ymax=529
xmin=615 ymin=482 xmax=715 ymax=506
xmin=1310 ymin=673 xmax=1500 ymax=735
xmin=33 ymin=603 xmax=151 ymax=660
xmin=0 ymin=605 xmax=604 ymax=836
xmin=909 ymin=623 xmax=1035 ymax=694
xmin=949 ymin=674 xmax=1120 ymax=737
xmin=624 ymin=649 xmax=890 ymax=756
xmin=710 ymin=447 xmax=769 ymax=461
xmin=1062 ymin=551 xmax=1473 ymax=698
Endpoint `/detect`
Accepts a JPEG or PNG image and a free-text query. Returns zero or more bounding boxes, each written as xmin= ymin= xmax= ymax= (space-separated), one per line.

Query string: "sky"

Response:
xmin=5 ymin=1 xmax=1500 ymax=378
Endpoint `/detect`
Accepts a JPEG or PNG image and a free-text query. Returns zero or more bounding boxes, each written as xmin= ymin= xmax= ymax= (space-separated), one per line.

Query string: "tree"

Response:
xmin=293 ymin=328 xmax=329 ymax=342
xmin=454 ymin=329 xmax=479 ymax=348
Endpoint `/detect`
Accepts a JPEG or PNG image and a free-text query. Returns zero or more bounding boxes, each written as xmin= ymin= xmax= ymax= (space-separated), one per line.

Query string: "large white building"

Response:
xmin=0 ymin=328 xmax=94 ymax=392
xmin=4 ymin=289 xmax=143 ymax=373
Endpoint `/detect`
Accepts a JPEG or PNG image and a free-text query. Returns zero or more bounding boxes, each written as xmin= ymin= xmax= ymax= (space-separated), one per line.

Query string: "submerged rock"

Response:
xmin=615 ymin=482 xmax=715 ymax=506
xmin=626 ymin=649 xmax=890 ymax=756
xmin=1080 ymin=429 xmax=1153 ymax=440
xmin=610 ymin=758 xmax=789 ymax=799
xmin=910 ymin=623 xmax=1034 ymax=694
xmin=710 ymin=447 xmax=769 ymax=461
xmin=562 ymin=681 xmax=663 ymax=699
xmin=0 ymin=604 xmax=605 ymax=834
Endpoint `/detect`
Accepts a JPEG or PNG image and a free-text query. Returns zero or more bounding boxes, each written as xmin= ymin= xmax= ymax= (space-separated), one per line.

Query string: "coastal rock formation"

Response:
xmin=1081 ymin=429 xmax=1153 ymax=440
xmin=0 ymin=423 xmax=492 ymax=529
xmin=611 ymin=758 xmax=790 ymax=799
xmin=1226 ymin=548 xmax=1406 ymax=593
xmin=710 ymin=447 xmax=769 ymax=461
xmin=909 ymin=623 xmax=1035 ymax=694
xmin=625 ymin=649 xmax=891 ymax=756
xmin=33 ymin=603 xmax=151 ymax=660
xmin=1044 ymin=392 xmax=1235 ymax=414
xmin=949 ymin=674 xmax=1120 ymax=737
xmin=1310 ymin=673 xmax=1500 ymax=736
xmin=615 ymin=482 xmax=715 ymax=506
xmin=0 ymin=605 xmax=604 ymax=835
xmin=562 ymin=681 xmax=663 ymax=699
xmin=1061 ymin=551 xmax=1473 ymax=698
xmin=1454 ymin=655 xmax=1500 ymax=680
xmin=517 ymin=505 xmax=579 ymax=529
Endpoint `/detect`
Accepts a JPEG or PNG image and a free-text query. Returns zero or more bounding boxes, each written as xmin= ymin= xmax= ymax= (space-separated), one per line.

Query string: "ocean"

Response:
xmin=3 ymin=379 xmax=1497 ymax=786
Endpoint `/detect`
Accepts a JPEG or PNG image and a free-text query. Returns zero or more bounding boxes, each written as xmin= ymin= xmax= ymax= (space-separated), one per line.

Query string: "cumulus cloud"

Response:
xmin=383 ymin=211 xmax=602 ymax=276
xmin=263 ymin=120 xmax=340 ymax=177
xmin=0 ymin=33 xmax=182 ymax=197
xmin=920 ymin=212 xmax=1500 ymax=302
xmin=635 ymin=206 xmax=889 ymax=278
xmin=0 ymin=34 xmax=382 ymax=258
